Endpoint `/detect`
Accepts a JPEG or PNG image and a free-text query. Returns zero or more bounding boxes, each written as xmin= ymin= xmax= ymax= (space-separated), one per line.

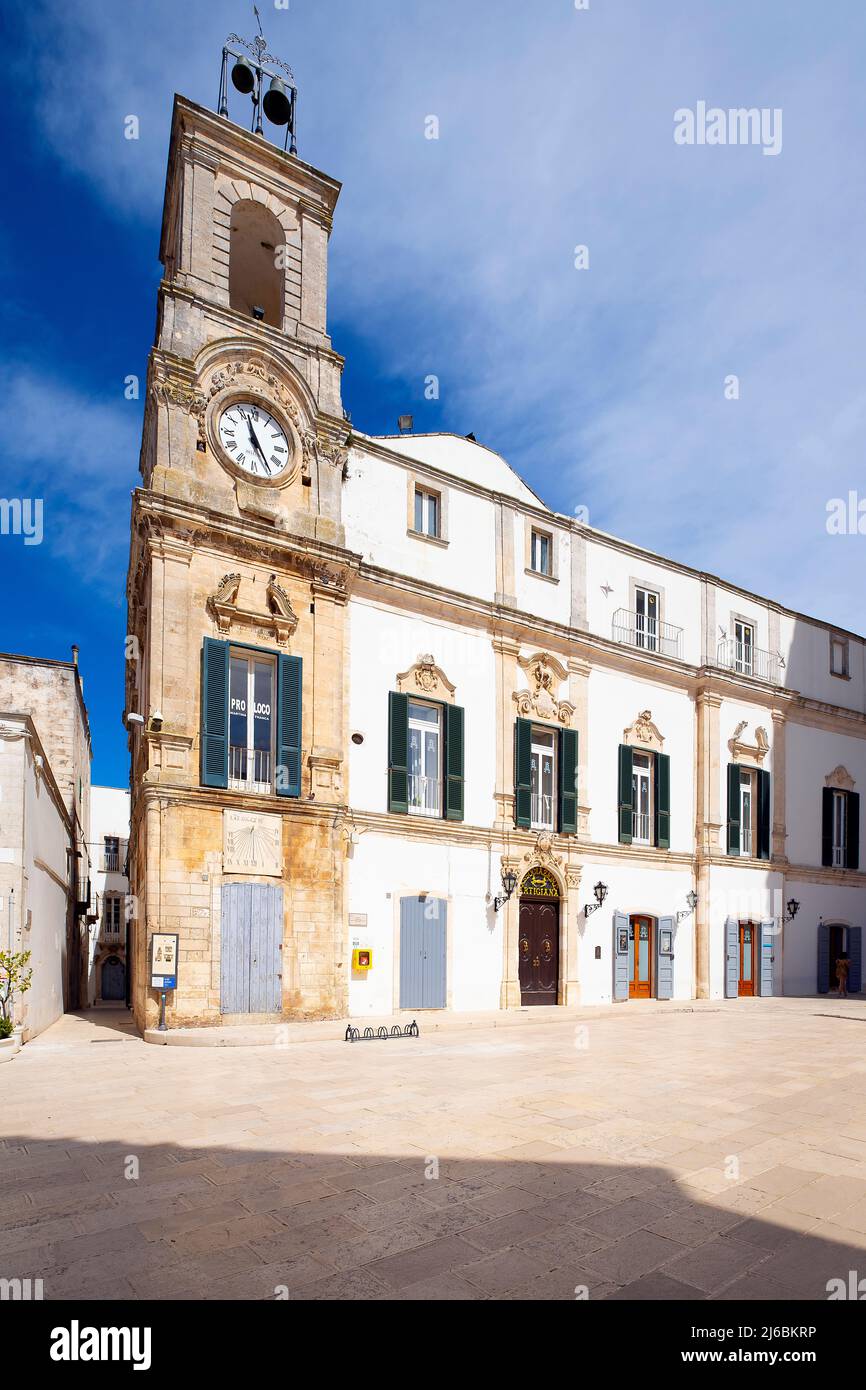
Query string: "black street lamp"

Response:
xmin=584 ymin=881 xmax=608 ymax=916
xmin=784 ymin=898 xmax=800 ymax=923
xmin=493 ymin=869 xmax=518 ymax=913
xmin=677 ymin=890 xmax=699 ymax=923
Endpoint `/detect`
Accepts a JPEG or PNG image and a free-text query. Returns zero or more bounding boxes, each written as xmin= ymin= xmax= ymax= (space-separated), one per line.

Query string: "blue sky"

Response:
xmin=2 ymin=0 xmax=865 ymax=786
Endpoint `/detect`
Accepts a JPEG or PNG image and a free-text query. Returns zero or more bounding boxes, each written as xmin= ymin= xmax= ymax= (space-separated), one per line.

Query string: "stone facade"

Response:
xmin=0 ymin=651 xmax=93 ymax=1023
xmin=127 ymin=98 xmax=353 ymax=1030
xmin=127 ymin=92 xmax=866 ymax=1031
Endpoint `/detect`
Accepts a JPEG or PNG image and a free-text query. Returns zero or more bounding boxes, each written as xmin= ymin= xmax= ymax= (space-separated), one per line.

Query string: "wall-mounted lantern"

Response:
xmin=584 ymin=881 xmax=608 ymax=916
xmin=676 ymin=890 xmax=698 ymax=923
xmin=493 ymin=869 xmax=518 ymax=913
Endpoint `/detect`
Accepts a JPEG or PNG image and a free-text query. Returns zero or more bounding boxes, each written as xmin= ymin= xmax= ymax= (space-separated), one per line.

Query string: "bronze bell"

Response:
xmin=262 ymin=76 xmax=291 ymax=126
xmin=230 ymin=56 xmax=255 ymax=94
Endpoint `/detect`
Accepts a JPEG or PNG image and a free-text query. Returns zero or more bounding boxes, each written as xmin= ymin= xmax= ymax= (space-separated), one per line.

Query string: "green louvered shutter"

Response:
xmin=847 ymin=792 xmax=860 ymax=870
xmin=200 ymin=638 xmax=229 ymax=789
xmin=444 ymin=704 xmax=465 ymax=822
xmin=726 ymin=763 xmax=741 ymax=856
xmin=388 ymin=691 xmax=409 ymax=814
xmin=757 ymin=768 xmax=771 ymax=860
xmin=558 ymin=727 xmax=578 ymax=835
xmin=617 ymin=744 xmax=634 ymax=844
xmin=514 ymin=718 xmax=532 ymax=829
xmin=821 ymin=787 xmax=834 ymax=867
xmin=654 ymin=751 xmax=670 ymax=849
xmin=276 ymin=654 xmax=302 ymax=798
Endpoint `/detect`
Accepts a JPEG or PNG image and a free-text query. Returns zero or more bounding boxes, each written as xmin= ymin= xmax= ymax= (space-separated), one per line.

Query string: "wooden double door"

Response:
xmin=737 ymin=922 xmax=756 ymax=996
xmin=518 ymin=897 xmax=560 ymax=1005
xmin=628 ymin=916 xmax=653 ymax=998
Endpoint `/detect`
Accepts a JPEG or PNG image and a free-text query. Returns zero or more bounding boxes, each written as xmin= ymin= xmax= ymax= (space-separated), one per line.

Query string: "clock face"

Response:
xmin=218 ymin=402 xmax=291 ymax=479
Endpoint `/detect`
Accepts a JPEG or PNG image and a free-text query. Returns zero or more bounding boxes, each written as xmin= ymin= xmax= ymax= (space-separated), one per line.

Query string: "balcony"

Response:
xmin=531 ymin=792 xmax=555 ymax=831
xmin=716 ymin=638 xmax=780 ymax=684
xmin=612 ymin=609 xmax=683 ymax=660
xmin=632 ymin=811 xmax=651 ymax=845
xmin=408 ymin=773 xmax=441 ymax=818
xmin=229 ymin=745 xmax=272 ymax=794
xmin=103 ymin=850 xmax=120 ymax=872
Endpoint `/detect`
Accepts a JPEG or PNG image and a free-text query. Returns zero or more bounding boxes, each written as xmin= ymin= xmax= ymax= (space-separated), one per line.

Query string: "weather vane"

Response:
xmin=218 ymin=5 xmax=298 ymax=152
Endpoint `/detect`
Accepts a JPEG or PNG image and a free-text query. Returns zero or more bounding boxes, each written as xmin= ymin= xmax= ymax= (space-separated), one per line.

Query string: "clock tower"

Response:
xmin=126 ymin=80 xmax=354 ymax=1031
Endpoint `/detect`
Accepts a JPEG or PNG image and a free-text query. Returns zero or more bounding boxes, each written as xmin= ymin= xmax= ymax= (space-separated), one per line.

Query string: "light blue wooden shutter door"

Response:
xmin=816 ymin=923 xmax=830 ymax=994
xmin=758 ymin=920 xmax=775 ymax=996
xmin=221 ymin=882 xmax=282 ymax=1012
xmin=656 ymin=915 xmax=675 ymax=999
xmin=399 ymin=896 xmax=424 ymax=1009
xmin=613 ymin=910 xmax=629 ymax=1001
xmin=400 ymin=896 xmax=447 ymax=1008
xmin=725 ymin=917 xmax=739 ymax=998
xmin=221 ymin=882 xmax=249 ymax=1013
xmin=248 ymin=884 xmax=282 ymax=1013
xmin=423 ymin=898 xmax=447 ymax=1008
xmin=849 ymin=927 xmax=862 ymax=993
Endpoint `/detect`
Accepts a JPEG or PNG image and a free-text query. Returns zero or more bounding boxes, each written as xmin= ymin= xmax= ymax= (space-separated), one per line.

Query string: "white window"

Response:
xmin=413 ymin=487 xmax=440 ymax=538
xmin=635 ymin=587 xmax=659 ymax=652
xmin=530 ymin=529 xmax=552 ymax=576
xmin=102 ymin=894 xmax=123 ymax=938
xmin=740 ymin=769 xmax=754 ymax=855
xmin=530 ymin=727 xmax=556 ymax=829
xmin=104 ymin=836 xmax=120 ymax=872
xmin=408 ymin=701 xmax=441 ymax=816
xmin=632 ymin=752 xmax=652 ymax=844
xmin=229 ymin=651 xmax=275 ymax=794
xmin=831 ymin=635 xmax=849 ymax=677
xmin=734 ymin=620 xmax=754 ymax=676
xmin=832 ymin=790 xmax=847 ymax=868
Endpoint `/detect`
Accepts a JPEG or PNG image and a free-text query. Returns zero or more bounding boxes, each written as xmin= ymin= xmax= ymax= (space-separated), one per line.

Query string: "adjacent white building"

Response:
xmin=342 ymin=431 xmax=865 ymax=1014
xmin=0 ymin=650 xmax=93 ymax=1038
xmin=88 ymin=786 xmax=130 ymax=1005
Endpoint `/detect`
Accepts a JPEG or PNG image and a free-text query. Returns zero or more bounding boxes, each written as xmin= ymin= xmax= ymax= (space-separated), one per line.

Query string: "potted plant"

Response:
xmin=0 ymin=951 xmax=32 ymax=1058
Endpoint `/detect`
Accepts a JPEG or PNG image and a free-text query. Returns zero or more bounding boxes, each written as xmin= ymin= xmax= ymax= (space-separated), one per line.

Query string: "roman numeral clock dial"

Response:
xmin=217 ymin=402 xmax=291 ymax=479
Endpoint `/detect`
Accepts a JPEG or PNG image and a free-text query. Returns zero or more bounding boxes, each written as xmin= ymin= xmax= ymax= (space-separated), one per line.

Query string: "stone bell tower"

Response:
xmin=126 ymin=63 xmax=355 ymax=1031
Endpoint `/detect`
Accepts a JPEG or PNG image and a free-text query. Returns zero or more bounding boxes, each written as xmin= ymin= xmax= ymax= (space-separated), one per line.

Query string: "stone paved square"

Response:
xmin=3 ymin=998 xmax=866 ymax=1301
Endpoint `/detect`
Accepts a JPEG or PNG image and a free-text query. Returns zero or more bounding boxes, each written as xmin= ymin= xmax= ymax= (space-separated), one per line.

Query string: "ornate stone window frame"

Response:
xmin=728 ymin=720 xmax=769 ymax=767
xmin=622 ymin=709 xmax=665 ymax=752
xmin=513 ymin=651 xmax=574 ymax=726
xmin=825 ymin=765 xmax=856 ymax=792
xmin=396 ymin=654 xmax=456 ymax=704
xmin=208 ymin=571 xmax=299 ymax=647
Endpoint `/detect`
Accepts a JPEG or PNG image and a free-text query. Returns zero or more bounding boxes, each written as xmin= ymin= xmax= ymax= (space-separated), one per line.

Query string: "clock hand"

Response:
xmin=247 ymin=419 xmax=271 ymax=472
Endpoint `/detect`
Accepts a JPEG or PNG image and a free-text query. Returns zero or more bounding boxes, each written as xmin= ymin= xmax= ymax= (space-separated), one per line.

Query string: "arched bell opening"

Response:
xmin=229 ymin=200 xmax=285 ymax=328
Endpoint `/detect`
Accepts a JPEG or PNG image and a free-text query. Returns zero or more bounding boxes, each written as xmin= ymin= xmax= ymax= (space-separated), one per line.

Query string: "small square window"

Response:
xmin=413 ymin=487 xmax=440 ymax=539
xmin=830 ymin=635 xmax=849 ymax=678
xmin=530 ymin=529 xmax=552 ymax=576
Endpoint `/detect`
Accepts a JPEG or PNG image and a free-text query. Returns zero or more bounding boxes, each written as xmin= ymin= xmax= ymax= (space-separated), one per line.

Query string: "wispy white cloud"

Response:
xmin=15 ymin=0 xmax=866 ymax=630
xmin=0 ymin=369 xmax=140 ymax=586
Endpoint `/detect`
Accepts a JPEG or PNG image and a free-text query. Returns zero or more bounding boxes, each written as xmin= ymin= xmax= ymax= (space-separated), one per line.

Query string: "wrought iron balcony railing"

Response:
xmin=408 ymin=774 xmax=441 ymax=817
xmin=612 ymin=608 xmax=683 ymax=659
xmin=716 ymin=638 xmax=780 ymax=684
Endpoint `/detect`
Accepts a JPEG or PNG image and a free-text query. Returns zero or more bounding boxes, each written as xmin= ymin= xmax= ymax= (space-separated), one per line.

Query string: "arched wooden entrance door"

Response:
xmin=518 ymin=868 xmax=560 ymax=1005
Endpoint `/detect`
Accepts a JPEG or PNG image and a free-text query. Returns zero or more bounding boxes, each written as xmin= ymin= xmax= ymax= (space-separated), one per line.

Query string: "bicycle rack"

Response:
xmin=344 ymin=1020 xmax=420 ymax=1042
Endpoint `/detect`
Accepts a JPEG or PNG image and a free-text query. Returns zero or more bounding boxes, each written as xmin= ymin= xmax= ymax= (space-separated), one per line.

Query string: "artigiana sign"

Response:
xmin=150 ymin=933 xmax=179 ymax=990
